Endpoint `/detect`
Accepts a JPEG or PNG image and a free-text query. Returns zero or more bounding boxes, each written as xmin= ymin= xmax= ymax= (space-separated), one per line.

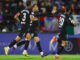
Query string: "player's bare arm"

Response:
xmin=14 ymin=13 xmax=20 ymax=23
xmin=71 ymin=20 xmax=76 ymax=25
xmin=30 ymin=15 xmax=38 ymax=21
xmin=69 ymin=18 xmax=76 ymax=25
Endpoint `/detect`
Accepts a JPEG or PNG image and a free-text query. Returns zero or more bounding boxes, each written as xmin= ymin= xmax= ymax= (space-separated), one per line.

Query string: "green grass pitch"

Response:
xmin=0 ymin=55 xmax=80 ymax=60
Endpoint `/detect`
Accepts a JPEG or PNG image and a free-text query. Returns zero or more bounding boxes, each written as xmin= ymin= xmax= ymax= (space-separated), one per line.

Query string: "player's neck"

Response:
xmin=26 ymin=6 xmax=31 ymax=9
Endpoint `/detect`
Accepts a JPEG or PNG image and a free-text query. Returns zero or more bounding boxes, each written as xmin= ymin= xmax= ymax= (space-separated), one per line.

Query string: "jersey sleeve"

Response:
xmin=31 ymin=11 xmax=40 ymax=17
xmin=66 ymin=17 xmax=74 ymax=26
xmin=16 ymin=12 xmax=20 ymax=16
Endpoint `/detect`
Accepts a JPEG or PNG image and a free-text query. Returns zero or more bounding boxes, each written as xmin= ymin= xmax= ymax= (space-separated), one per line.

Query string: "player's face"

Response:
xmin=33 ymin=5 xmax=39 ymax=11
xmin=51 ymin=6 xmax=57 ymax=14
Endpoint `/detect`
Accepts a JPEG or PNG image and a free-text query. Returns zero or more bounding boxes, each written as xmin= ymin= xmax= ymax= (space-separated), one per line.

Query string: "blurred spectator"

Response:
xmin=46 ymin=0 xmax=52 ymax=5
xmin=17 ymin=1 xmax=24 ymax=12
xmin=22 ymin=0 xmax=27 ymax=7
xmin=72 ymin=0 xmax=78 ymax=7
xmin=37 ymin=0 xmax=41 ymax=8
xmin=11 ymin=0 xmax=17 ymax=14
xmin=0 ymin=2 xmax=4 ymax=32
xmin=76 ymin=2 xmax=80 ymax=14
xmin=3 ymin=2 xmax=11 ymax=31
xmin=71 ymin=3 xmax=76 ymax=14
xmin=54 ymin=0 xmax=61 ymax=9
xmin=0 ymin=2 xmax=3 ymax=15
xmin=51 ymin=5 xmax=58 ymax=15
xmin=46 ymin=0 xmax=52 ymax=14
xmin=3 ymin=1 xmax=17 ymax=32
xmin=4 ymin=3 xmax=11 ymax=14
xmin=40 ymin=1 xmax=46 ymax=14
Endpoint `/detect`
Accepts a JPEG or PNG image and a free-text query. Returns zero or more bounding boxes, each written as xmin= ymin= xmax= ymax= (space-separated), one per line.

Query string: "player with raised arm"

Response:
xmin=50 ymin=6 xmax=75 ymax=59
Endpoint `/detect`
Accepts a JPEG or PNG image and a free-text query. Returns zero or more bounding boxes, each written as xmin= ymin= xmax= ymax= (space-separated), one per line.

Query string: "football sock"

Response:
xmin=57 ymin=43 xmax=64 ymax=54
xmin=24 ymin=40 xmax=30 ymax=50
xmin=17 ymin=41 xmax=26 ymax=46
xmin=40 ymin=52 xmax=44 ymax=55
xmin=9 ymin=40 xmax=17 ymax=48
xmin=36 ymin=41 xmax=42 ymax=52
xmin=23 ymin=50 xmax=27 ymax=52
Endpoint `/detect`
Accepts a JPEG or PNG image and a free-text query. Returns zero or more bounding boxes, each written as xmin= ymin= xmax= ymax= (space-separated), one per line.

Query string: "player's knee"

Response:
xmin=62 ymin=40 xmax=67 ymax=47
xmin=15 ymin=36 xmax=21 ymax=42
xmin=34 ymin=37 xmax=40 ymax=43
xmin=26 ymin=33 xmax=31 ymax=41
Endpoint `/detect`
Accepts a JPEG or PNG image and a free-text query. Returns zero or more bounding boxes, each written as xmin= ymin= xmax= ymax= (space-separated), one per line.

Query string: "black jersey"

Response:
xmin=30 ymin=11 xmax=40 ymax=30
xmin=16 ymin=8 xmax=32 ymax=38
xmin=17 ymin=8 xmax=32 ymax=26
xmin=58 ymin=13 xmax=73 ymax=35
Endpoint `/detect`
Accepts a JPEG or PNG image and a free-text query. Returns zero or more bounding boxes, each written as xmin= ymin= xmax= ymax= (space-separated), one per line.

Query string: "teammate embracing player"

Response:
xmin=51 ymin=6 xmax=76 ymax=59
xmin=13 ymin=4 xmax=47 ymax=57
xmin=4 ymin=1 xmax=47 ymax=57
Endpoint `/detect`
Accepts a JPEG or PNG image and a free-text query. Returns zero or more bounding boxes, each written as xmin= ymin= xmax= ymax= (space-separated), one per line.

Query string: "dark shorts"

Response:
xmin=18 ymin=27 xmax=38 ymax=38
xmin=18 ymin=25 xmax=29 ymax=38
xmin=29 ymin=29 xmax=38 ymax=38
xmin=57 ymin=33 xmax=68 ymax=44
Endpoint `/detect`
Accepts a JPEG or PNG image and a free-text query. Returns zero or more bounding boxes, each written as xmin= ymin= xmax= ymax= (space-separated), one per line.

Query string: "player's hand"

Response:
xmin=71 ymin=20 xmax=76 ymax=25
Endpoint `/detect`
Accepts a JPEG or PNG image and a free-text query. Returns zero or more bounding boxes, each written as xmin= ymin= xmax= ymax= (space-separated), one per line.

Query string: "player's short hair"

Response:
xmin=26 ymin=1 xmax=31 ymax=6
xmin=32 ymin=4 xmax=37 ymax=9
xmin=66 ymin=6 xmax=71 ymax=12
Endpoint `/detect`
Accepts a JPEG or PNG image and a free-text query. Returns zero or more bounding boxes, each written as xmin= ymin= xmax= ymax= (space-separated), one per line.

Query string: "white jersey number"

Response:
xmin=59 ymin=16 xmax=64 ymax=28
xmin=22 ymin=13 xmax=26 ymax=21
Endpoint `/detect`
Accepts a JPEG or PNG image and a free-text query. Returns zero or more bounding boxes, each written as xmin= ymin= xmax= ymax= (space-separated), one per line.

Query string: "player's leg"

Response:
xmin=12 ymin=40 xmax=26 ymax=50
xmin=54 ymin=39 xmax=62 ymax=59
xmin=4 ymin=31 xmax=24 ymax=56
xmin=13 ymin=39 xmax=29 ymax=56
xmin=22 ymin=33 xmax=31 ymax=56
xmin=13 ymin=26 xmax=27 ymax=48
xmin=54 ymin=35 xmax=67 ymax=59
xmin=12 ymin=31 xmax=27 ymax=49
xmin=33 ymin=34 xmax=48 ymax=57
xmin=57 ymin=36 xmax=68 ymax=54
xmin=4 ymin=36 xmax=22 ymax=56
xmin=34 ymin=37 xmax=43 ymax=53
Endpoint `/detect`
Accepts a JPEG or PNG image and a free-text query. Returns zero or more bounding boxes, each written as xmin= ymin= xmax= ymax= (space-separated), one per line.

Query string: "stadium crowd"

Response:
xmin=0 ymin=0 xmax=80 ymax=32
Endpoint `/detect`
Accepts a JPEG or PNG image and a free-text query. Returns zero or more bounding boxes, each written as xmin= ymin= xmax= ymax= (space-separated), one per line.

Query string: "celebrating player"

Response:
xmin=51 ymin=6 xmax=75 ymax=59
xmin=4 ymin=1 xmax=32 ymax=56
xmin=12 ymin=4 xmax=47 ymax=57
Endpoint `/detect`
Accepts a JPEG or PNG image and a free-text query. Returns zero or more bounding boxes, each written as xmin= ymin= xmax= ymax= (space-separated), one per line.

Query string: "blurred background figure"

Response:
xmin=0 ymin=2 xmax=4 ymax=32
xmin=40 ymin=1 xmax=46 ymax=14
